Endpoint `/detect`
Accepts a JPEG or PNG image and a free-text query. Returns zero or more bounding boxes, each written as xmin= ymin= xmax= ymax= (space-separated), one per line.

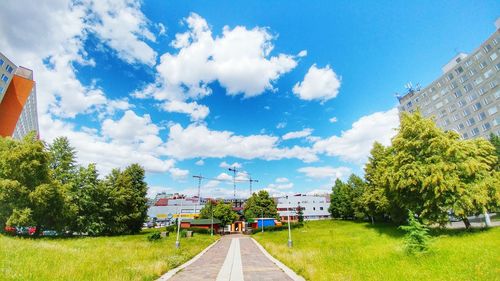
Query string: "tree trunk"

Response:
xmin=370 ymin=216 xmax=374 ymax=224
xmin=462 ymin=217 xmax=471 ymax=229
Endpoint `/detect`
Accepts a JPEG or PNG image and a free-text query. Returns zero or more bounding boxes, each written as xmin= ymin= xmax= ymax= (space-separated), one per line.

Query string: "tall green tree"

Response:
xmin=48 ymin=137 xmax=77 ymax=185
xmin=243 ymin=190 xmax=278 ymax=219
xmin=388 ymin=112 xmax=498 ymax=228
xmin=329 ymin=179 xmax=353 ymax=219
xmin=362 ymin=142 xmax=393 ymax=224
xmin=489 ymin=133 xmax=500 ymax=171
xmin=348 ymin=174 xmax=367 ymax=220
xmin=213 ymin=202 xmax=238 ymax=227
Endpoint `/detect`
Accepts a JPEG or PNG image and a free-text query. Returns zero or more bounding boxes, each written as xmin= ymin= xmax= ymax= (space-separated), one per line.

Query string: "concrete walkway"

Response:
xmin=162 ymin=234 xmax=300 ymax=281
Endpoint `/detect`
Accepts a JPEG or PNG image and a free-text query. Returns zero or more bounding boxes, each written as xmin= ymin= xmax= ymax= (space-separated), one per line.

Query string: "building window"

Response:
xmin=452 ymin=113 xmax=460 ymax=121
xmin=475 ymin=52 xmax=483 ymax=60
xmin=435 ymin=102 xmax=443 ymax=109
xmin=463 ymin=108 xmax=471 ymax=117
xmin=313 ymin=207 xmax=316 ymax=211
xmin=479 ymin=61 xmax=488 ymax=69
xmin=490 ymin=80 xmax=498 ymax=89
xmin=463 ymin=84 xmax=473 ymax=92
xmin=467 ymin=92 xmax=478 ymax=102
xmin=0 ymin=86 xmax=3 ymax=92
xmin=488 ymin=106 xmax=498 ymax=115
xmin=1 ymin=74 xmax=8 ymax=83
xmin=484 ymin=69 xmax=494 ymax=79
xmin=320 ymin=207 xmax=324 ymax=210
xmin=465 ymin=60 xmax=473 ymax=67
xmin=457 ymin=123 xmax=465 ymax=130
xmin=494 ymin=90 xmax=500 ymax=99
xmin=491 ymin=52 xmax=498 ymax=61
xmin=483 ymin=96 xmax=492 ymax=105
xmin=454 ymin=90 xmax=462 ymax=98
xmin=458 ymin=100 xmax=467 ymax=107
xmin=478 ymin=87 xmax=487 ymax=95
xmin=496 ymin=63 xmax=500 ymax=71
xmin=472 ymin=102 xmax=482 ymax=111
xmin=455 ymin=66 xmax=464 ymax=74
xmin=462 ymin=132 xmax=469 ymax=139
xmin=5 ymin=65 xmax=13 ymax=74
xmin=483 ymin=44 xmax=493 ymax=53
xmin=447 ymin=73 xmax=454 ymax=81
xmin=471 ymin=127 xmax=480 ymax=136
xmin=469 ymin=68 xmax=477 ymax=76
xmin=475 ymin=76 xmax=484 ymax=85
xmin=478 ymin=112 xmax=487 ymax=121
xmin=0 ymin=59 xmax=4 ymax=66
xmin=482 ymin=123 xmax=491 ymax=131
xmin=466 ymin=117 xmax=475 ymax=126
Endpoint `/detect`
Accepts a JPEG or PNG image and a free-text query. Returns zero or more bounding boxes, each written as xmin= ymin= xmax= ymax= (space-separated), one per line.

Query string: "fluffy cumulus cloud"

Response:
xmin=0 ymin=1 xmax=188 ymax=176
xmin=266 ymin=177 xmax=294 ymax=190
xmin=85 ymin=0 xmax=157 ymax=65
xmin=293 ymin=64 xmax=341 ymax=102
xmin=313 ymin=108 xmax=400 ymax=163
xmin=134 ymin=13 xmax=300 ymax=120
xmin=164 ymin=123 xmax=318 ymax=162
xmin=282 ymin=128 xmax=313 ymax=140
xmin=161 ymin=100 xmax=209 ymax=121
xmin=298 ymin=166 xmax=351 ymax=180
xmin=219 ymin=161 xmax=242 ymax=169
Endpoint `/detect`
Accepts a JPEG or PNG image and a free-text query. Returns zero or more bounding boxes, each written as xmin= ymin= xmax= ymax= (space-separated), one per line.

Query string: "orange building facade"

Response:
xmin=0 ymin=52 xmax=39 ymax=139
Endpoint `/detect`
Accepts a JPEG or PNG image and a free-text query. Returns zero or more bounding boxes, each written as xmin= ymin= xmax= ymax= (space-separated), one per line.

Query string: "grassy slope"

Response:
xmin=254 ymin=220 xmax=500 ymax=281
xmin=0 ymin=230 xmax=217 ymax=281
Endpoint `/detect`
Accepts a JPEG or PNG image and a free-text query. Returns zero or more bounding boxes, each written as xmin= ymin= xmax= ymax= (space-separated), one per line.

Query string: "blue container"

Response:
xmin=257 ymin=218 xmax=275 ymax=228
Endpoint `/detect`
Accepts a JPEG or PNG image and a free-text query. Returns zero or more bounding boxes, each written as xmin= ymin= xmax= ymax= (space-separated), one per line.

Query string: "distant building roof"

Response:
xmin=155 ymin=198 xmax=168 ymax=206
xmin=183 ymin=219 xmax=222 ymax=225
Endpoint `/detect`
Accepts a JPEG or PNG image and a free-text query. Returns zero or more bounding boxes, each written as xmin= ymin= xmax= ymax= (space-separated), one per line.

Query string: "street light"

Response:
xmin=261 ymin=208 xmax=264 ymax=233
xmin=286 ymin=195 xmax=293 ymax=248
xmin=211 ymin=201 xmax=214 ymax=237
xmin=175 ymin=199 xmax=183 ymax=248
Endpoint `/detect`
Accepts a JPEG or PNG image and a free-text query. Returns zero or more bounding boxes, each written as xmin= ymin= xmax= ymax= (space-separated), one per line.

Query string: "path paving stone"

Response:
xmin=168 ymin=237 xmax=231 ymax=281
xmin=167 ymin=234 xmax=295 ymax=281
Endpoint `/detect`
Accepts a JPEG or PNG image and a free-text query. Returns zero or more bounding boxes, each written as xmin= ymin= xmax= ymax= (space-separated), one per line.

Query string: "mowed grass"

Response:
xmin=254 ymin=220 xmax=500 ymax=281
xmin=0 ymin=229 xmax=217 ymax=281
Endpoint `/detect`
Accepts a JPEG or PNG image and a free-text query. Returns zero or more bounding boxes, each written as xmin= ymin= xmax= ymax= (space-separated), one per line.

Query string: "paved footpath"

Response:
xmin=164 ymin=234 xmax=297 ymax=281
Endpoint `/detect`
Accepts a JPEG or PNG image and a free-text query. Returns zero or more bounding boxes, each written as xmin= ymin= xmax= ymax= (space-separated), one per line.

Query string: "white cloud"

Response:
xmin=169 ymin=167 xmax=189 ymax=180
xmin=219 ymin=161 xmax=242 ymax=169
xmin=195 ymin=159 xmax=205 ymax=166
xmin=297 ymin=50 xmax=308 ymax=57
xmin=164 ymin=123 xmax=318 ymax=162
xmin=282 ymin=128 xmax=313 ymax=140
xmin=276 ymin=122 xmax=287 ymax=129
xmin=293 ymin=64 xmax=341 ymax=102
xmin=276 ymin=177 xmax=289 ymax=183
xmin=329 ymin=117 xmax=338 ymax=123
xmin=297 ymin=166 xmax=351 ymax=180
xmin=85 ymin=0 xmax=157 ymax=66
xmin=134 ymin=12 xmax=299 ymax=120
xmin=313 ymin=108 xmax=399 ymax=163
xmin=267 ymin=177 xmax=293 ymax=190
xmin=161 ymin=100 xmax=209 ymax=121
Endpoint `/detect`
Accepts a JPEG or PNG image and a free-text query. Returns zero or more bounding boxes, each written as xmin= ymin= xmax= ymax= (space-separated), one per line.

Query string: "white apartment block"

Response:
xmin=276 ymin=194 xmax=330 ymax=221
xmin=398 ymin=19 xmax=500 ymax=139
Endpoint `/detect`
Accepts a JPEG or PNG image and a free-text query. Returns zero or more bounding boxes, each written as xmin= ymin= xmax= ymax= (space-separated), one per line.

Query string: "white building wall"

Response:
xmin=276 ymin=194 xmax=330 ymax=221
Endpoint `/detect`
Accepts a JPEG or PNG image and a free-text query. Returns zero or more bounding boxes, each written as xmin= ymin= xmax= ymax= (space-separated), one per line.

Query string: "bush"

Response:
xmin=251 ymin=222 xmax=304 ymax=234
xmin=147 ymin=231 xmax=161 ymax=242
xmin=400 ymin=211 xmax=430 ymax=254
xmin=180 ymin=229 xmax=187 ymax=238
xmin=185 ymin=227 xmax=210 ymax=234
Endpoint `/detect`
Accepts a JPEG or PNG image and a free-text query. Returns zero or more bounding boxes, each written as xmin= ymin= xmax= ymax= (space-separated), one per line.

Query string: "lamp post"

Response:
xmin=287 ymin=208 xmax=293 ymax=248
xmin=261 ymin=208 xmax=264 ymax=233
xmin=175 ymin=199 xmax=183 ymax=248
xmin=211 ymin=202 xmax=214 ymax=236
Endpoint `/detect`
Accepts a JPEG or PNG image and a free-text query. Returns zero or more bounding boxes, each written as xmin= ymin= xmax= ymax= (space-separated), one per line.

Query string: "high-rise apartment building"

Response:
xmin=398 ymin=19 xmax=500 ymax=139
xmin=0 ymin=52 xmax=39 ymax=139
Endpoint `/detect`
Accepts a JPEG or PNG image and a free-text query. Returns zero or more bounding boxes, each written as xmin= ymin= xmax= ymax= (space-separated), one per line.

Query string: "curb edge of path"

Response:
xmin=250 ymin=238 xmax=306 ymax=281
xmin=157 ymin=238 xmax=220 ymax=281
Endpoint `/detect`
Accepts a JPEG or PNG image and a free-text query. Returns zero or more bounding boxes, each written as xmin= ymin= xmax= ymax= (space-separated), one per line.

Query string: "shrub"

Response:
xmin=251 ymin=222 xmax=304 ymax=234
xmin=147 ymin=231 xmax=161 ymax=242
xmin=180 ymin=229 xmax=187 ymax=238
xmin=185 ymin=227 xmax=210 ymax=234
xmin=400 ymin=211 xmax=430 ymax=254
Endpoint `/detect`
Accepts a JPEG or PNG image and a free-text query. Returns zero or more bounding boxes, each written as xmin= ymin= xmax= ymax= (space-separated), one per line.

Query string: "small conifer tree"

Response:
xmin=400 ymin=210 xmax=430 ymax=254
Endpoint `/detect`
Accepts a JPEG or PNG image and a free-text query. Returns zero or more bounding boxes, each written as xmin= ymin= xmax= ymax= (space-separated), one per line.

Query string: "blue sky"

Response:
xmin=1 ymin=1 xmax=499 ymax=198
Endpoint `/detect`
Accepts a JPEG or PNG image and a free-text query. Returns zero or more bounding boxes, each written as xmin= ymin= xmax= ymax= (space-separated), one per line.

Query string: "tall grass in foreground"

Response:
xmin=254 ymin=220 xmax=500 ymax=281
xmin=0 ymin=230 xmax=217 ymax=281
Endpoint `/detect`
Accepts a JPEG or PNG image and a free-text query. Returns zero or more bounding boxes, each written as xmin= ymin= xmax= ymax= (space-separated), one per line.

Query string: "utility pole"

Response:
xmin=247 ymin=174 xmax=259 ymax=196
xmin=193 ymin=174 xmax=202 ymax=205
xmin=228 ymin=167 xmax=238 ymax=202
xmin=175 ymin=199 xmax=183 ymax=249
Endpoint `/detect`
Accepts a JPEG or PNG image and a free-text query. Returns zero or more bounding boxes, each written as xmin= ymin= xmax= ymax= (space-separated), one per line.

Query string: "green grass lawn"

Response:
xmin=0 ymin=229 xmax=217 ymax=281
xmin=254 ymin=220 xmax=500 ymax=281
